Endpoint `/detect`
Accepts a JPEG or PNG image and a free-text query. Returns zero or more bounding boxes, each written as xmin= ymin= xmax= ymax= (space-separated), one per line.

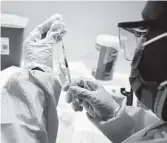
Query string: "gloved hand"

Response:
xmin=23 ymin=14 xmax=67 ymax=72
xmin=64 ymin=78 xmax=120 ymax=121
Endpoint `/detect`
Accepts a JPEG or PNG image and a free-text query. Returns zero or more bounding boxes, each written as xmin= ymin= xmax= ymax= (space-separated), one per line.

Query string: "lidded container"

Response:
xmin=1 ymin=13 xmax=29 ymax=70
xmin=92 ymin=34 xmax=119 ymax=80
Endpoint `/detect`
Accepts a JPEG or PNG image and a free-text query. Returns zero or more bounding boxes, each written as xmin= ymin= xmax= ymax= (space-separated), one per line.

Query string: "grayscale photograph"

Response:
xmin=1 ymin=1 xmax=167 ymax=143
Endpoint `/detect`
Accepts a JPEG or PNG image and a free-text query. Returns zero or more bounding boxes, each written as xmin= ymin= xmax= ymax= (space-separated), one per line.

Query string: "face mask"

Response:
xmin=129 ymin=32 xmax=167 ymax=121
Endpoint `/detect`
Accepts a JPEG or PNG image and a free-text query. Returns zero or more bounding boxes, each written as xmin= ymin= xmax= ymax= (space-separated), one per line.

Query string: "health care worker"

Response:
xmin=1 ymin=1 xmax=167 ymax=143
xmin=1 ymin=14 xmax=67 ymax=143
xmin=64 ymin=1 xmax=167 ymax=143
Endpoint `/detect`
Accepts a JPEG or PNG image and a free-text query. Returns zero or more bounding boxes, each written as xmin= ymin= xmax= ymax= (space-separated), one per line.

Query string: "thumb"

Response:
xmin=69 ymin=86 xmax=93 ymax=102
xmin=46 ymin=21 xmax=67 ymax=42
xmin=39 ymin=14 xmax=63 ymax=33
xmin=49 ymin=21 xmax=66 ymax=33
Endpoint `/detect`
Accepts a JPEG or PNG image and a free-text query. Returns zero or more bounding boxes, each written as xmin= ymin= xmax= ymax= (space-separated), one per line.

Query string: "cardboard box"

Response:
xmin=1 ymin=13 xmax=29 ymax=70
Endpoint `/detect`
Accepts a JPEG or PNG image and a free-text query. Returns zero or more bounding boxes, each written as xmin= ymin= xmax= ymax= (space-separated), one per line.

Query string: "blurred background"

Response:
xmin=1 ymin=2 xmax=147 ymax=142
xmin=1 ymin=1 xmax=146 ymax=74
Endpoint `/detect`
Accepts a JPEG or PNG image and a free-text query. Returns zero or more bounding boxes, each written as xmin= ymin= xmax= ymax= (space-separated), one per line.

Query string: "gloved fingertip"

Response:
xmin=62 ymin=22 xmax=66 ymax=28
xmin=78 ymin=106 xmax=83 ymax=112
xmin=51 ymin=13 xmax=63 ymax=21
xmin=68 ymin=86 xmax=75 ymax=92
xmin=63 ymin=82 xmax=70 ymax=91
xmin=60 ymin=28 xmax=67 ymax=35
xmin=69 ymin=86 xmax=81 ymax=97
xmin=79 ymin=98 xmax=83 ymax=104
xmin=71 ymin=98 xmax=82 ymax=112
xmin=72 ymin=105 xmax=79 ymax=112
xmin=64 ymin=28 xmax=68 ymax=33
xmin=52 ymin=21 xmax=66 ymax=32
xmin=65 ymin=92 xmax=73 ymax=103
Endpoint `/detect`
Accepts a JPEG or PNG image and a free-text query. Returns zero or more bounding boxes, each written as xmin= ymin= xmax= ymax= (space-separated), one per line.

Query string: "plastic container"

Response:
xmin=92 ymin=34 xmax=119 ymax=80
xmin=0 ymin=13 xmax=29 ymax=70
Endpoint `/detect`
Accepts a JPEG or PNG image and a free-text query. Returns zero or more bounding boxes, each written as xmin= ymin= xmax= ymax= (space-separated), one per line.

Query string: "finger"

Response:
xmin=46 ymin=22 xmax=66 ymax=41
xmin=78 ymin=106 xmax=83 ymax=112
xmin=78 ymin=103 xmax=83 ymax=112
xmin=40 ymin=14 xmax=63 ymax=33
xmin=75 ymin=98 xmax=83 ymax=111
xmin=64 ymin=78 xmax=86 ymax=88
xmin=63 ymin=78 xmax=79 ymax=91
xmin=63 ymin=78 xmax=84 ymax=91
xmin=84 ymin=80 xmax=99 ymax=91
xmin=82 ymin=101 xmax=89 ymax=111
xmin=63 ymin=82 xmax=70 ymax=91
xmin=23 ymin=14 xmax=63 ymax=46
xmin=58 ymin=28 xmax=67 ymax=37
xmin=50 ymin=13 xmax=63 ymax=21
xmin=65 ymin=91 xmax=73 ymax=103
xmin=63 ymin=78 xmax=94 ymax=91
xmin=54 ymin=29 xmax=67 ymax=42
xmin=50 ymin=21 xmax=66 ymax=33
xmin=80 ymin=106 xmax=83 ymax=111
xmin=74 ymin=78 xmax=100 ymax=91
xmin=69 ymin=86 xmax=92 ymax=102
xmin=55 ymin=28 xmax=67 ymax=38
xmin=71 ymin=99 xmax=83 ymax=112
xmin=73 ymin=78 xmax=85 ymax=88
xmin=72 ymin=78 xmax=94 ymax=89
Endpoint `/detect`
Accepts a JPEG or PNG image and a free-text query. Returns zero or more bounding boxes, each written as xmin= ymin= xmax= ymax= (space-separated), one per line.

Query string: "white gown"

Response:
xmin=1 ymin=66 xmax=61 ymax=143
xmin=1 ymin=66 xmax=167 ymax=143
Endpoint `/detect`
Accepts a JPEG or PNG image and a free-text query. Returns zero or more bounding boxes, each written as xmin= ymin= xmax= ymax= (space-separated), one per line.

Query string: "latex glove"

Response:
xmin=64 ymin=78 xmax=120 ymax=121
xmin=23 ymin=14 xmax=67 ymax=72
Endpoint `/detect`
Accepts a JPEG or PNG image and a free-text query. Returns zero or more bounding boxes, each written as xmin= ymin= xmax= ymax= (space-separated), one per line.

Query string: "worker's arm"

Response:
xmin=1 ymin=66 xmax=62 ymax=143
xmin=88 ymin=93 xmax=160 ymax=143
xmin=64 ymin=78 xmax=160 ymax=143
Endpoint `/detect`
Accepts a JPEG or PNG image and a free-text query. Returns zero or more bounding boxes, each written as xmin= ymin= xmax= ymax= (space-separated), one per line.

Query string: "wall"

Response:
xmin=1 ymin=1 xmax=146 ymax=74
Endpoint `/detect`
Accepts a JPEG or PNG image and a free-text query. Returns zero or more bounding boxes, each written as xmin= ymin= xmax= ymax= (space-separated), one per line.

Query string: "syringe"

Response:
xmin=61 ymin=38 xmax=72 ymax=84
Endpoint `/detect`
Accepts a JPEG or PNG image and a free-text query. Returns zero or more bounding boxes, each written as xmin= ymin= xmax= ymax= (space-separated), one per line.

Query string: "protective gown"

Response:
xmin=1 ymin=66 xmax=167 ymax=143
